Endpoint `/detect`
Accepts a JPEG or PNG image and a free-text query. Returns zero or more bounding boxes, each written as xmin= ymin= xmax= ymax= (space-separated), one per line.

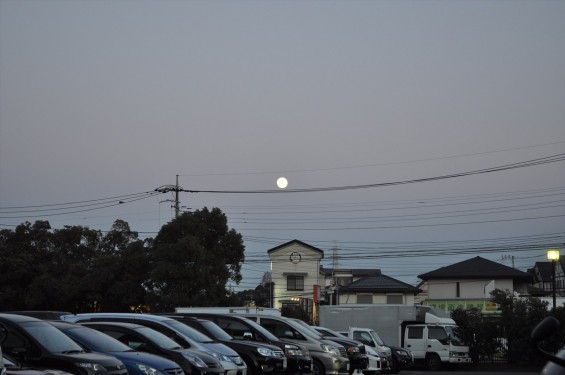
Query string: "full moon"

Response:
xmin=276 ymin=177 xmax=288 ymax=189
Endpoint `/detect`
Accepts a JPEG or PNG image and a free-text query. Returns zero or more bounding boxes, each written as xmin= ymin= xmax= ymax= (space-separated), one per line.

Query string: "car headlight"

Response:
xmin=182 ymin=352 xmax=208 ymax=368
xmin=284 ymin=344 xmax=303 ymax=356
xmin=136 ymin=364 xmax=165 ymax=375
xmin=320 ymin=344 xmax=340 ymax=356
xmin=257 ymin=347 xmax=275 ymax=357
xmin=76 ymin=362 xmax=107 ymax=375
xmin=394 ymin=349 xmax=409 ymax=357
xmin=208 ymin=351 xmax=232 ymax=363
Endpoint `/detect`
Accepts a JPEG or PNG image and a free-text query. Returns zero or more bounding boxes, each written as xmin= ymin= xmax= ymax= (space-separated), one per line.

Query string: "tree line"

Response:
xmin=0 ymin=207 xmax=250 ymax=312
xmin=452 ymin=289 xmax=565 ymax=365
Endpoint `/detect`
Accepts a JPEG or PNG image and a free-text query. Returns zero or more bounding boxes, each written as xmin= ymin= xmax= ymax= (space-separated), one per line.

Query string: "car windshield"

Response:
xmin=288 ymin=319 xmax=325 ymax=340
xmin=135 ymin=327 xmax=184 ymax=350
xmin=369 ymin=331 xmax=385 ymax=346
xmin=21 ymin=321 xmax=84 ymax=353
xmin=199 ymin=321 xmax=233 ymax=341
xmin=165 ymin=320 xmax=214 ymax=343
xmin=445 ymin=326 xmax=467 ymax=346
xmin=242 ymin=319 xmax=280 ymax=342
xmin=65 ymin=326 xmax=132 ymax=352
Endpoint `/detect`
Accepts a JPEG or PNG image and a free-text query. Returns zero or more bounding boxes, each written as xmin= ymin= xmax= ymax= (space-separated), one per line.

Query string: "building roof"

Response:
xmin=320 ymin=267 xmax=381 ymax=277
xmin=337 ymin=272 xmax=421 ymax=294
xmin=267 ymin=239 xmax=325 ymax=257
xmin=528 ymin=262 xmax=553 ymax=283
xmin=418 ymin=256 xmax=533 ymax=281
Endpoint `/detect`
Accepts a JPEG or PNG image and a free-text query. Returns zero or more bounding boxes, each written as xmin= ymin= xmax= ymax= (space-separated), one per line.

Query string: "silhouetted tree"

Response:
xmin=145 ymin=208 xmax=245 ymax=311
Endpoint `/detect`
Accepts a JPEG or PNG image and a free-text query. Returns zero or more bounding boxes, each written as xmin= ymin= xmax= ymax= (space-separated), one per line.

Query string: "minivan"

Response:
xmin=50 ymin=321 xmax=185 ymax=375
xmin=0 ymin=314 xmax=127 ymax=375
xmin=165 ymin=314 xmax=312 ymax=375
xmin=231 ymin=315 xmax=349 ymax=375
xmin=61 ymin=314 xmax=246 ymax=375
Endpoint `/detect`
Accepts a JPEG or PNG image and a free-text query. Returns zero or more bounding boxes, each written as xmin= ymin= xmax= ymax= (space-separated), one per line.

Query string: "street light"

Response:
xmin=547 ymin=249 xmax=560 ymax=309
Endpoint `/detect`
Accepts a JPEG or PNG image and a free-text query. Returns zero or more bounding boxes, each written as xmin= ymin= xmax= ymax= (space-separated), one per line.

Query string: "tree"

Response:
xmin=146 ymin=207 xmax=245 ymax=311
xmin=489 ymin=288 xmax=550 ymax=364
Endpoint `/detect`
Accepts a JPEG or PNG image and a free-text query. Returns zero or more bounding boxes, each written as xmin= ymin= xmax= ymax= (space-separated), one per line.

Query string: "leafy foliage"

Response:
xmin=0 ymin=208 xmax=245 ymax=313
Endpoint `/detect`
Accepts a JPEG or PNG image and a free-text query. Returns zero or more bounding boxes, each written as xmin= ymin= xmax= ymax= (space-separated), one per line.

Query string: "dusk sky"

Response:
xmin=1 ymin=0 xmax=564 ymax=292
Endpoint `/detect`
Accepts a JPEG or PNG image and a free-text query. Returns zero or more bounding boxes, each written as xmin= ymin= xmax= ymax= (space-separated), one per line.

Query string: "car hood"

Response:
xmin=199 ymin=342 xmax=239 ymax=356
xmin=106 ymin=351 xmax=180 ymax=368
xmin=229 ymin=340 xmax=281 ymax=351
xmin=56 ymin=352 xmax=125 ymax=367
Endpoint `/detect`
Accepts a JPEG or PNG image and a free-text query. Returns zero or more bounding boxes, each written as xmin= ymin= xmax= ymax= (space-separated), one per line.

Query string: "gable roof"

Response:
xmin=418 ymin=256 xmax=533 ymax=281
xmin=267 ymin=239 xmax=325 ymax=258
xmin=338 ymin=271 xmax=421 ymax=294
xmin=529 ymin=262 xmax=553 ymax=283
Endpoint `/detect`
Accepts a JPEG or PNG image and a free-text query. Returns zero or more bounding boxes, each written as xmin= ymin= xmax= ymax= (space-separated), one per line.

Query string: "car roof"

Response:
xmin=62 ymin=313 xmax=180 ymax=324
xmin=0 ymin=313 xmax=43 ymax=323
xmin=80 ymin=321 xmax=148 ymax=330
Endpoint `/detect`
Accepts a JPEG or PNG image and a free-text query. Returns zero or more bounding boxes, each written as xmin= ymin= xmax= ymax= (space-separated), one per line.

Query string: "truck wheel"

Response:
xmin=312 ymin=359 xmax=325 ymax=375
xmin=425 ymin=354 xmax=441 ymax=371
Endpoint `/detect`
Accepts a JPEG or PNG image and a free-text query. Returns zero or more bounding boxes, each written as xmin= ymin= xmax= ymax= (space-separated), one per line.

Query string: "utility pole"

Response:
xmin=155 ymin=175 xmax=183 ymax=219
xmin=174 ymin=174 xmax=180 ymax=218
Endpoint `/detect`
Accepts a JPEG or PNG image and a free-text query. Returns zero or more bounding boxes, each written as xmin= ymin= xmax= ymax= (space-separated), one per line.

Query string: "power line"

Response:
xmin=176 ymin=153 xmax=565 ymax=194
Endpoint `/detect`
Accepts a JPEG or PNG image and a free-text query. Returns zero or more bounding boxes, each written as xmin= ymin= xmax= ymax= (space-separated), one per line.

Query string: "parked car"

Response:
xmin=61 ymin=314 xmax=246 ymax=375
xmin=0 ymin=314 xmax=128 ymax=375
xmin=164 ymin=313 xmax=312 ymax=375
xmin=164 ymin=316 xmax=286 ymax=375
xmin=2 ymin=353 xmax=74 ymax=375
xmin=311 ymin=328 xmax=385 ymax=374
xmin=49 ymin=321 xmax=185 ymax=375
xmin=77 ymin=321 xmax=223 ymax=375
xmin=333 ymin=330 xmax=412 ymax=374
xmin=281 ymin=322 xmax=367 ymax=375
xmin=230 ymin=314 xmax=349 ymax=375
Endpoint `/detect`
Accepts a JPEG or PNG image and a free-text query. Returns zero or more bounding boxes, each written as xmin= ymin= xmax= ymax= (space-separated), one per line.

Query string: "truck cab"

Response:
xmin=403 ymin=323 xmax=470 ymax=370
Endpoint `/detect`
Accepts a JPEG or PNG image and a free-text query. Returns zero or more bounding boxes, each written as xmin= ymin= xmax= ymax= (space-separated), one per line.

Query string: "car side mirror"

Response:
xmin=242 ymin=332 xmax=253 ymax=340
xmin=531 ymin=316 xmax=565 ymax=368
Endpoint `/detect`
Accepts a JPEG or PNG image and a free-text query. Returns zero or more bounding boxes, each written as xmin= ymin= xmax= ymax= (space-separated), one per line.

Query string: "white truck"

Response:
xmin=319 ymin=304 xmax=472 ymax=370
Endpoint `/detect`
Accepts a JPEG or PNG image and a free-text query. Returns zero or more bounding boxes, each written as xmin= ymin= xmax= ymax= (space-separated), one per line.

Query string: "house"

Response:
xmin=267 ymin=240 xmax=324 ymax=310
xmin=417 ymin=256 xmax=534 ymax=314
xmin=320 ymin=267 xmax=421 ymax=305
xmin=266 ymin=240 xmax=420 ymax=311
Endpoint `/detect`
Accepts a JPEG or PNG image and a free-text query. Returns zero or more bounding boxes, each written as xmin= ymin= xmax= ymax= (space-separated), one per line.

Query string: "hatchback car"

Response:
xmin=166 ymin=316 xmax=286 ymax=375
xmin=0 ymin=314 xmax=127 ymax=375
xmin=49 ymin=321 xmax=185 ymax=375
xmin=2 ymin=353 xmax=74 ymax=375
xmin=171 ymin=314 xmax=311 ymax=375
xmin=78 ymin=321 xmax=223 ymax=375
xmin=62 ymin=314 xmax=245 ymax=375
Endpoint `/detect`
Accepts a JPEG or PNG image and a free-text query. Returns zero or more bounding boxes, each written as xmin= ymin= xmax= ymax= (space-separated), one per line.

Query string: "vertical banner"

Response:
xmin=313 ymin=284 xmax=320 ymax=325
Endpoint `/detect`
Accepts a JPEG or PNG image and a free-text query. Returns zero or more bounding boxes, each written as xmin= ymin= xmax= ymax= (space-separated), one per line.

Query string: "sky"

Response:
xmin=1 ymin=0 xmax=564 ymax=293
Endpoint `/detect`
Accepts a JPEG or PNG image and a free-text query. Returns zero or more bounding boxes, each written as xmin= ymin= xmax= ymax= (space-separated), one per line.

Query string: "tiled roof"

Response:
xmin=418 ymin=256 xmax=533 ymax=281
xmin=338 ymin=272 xmax=421 ymax=294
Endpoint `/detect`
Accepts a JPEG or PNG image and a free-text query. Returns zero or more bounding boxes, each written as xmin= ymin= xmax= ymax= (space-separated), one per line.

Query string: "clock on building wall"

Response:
xmin=289 ymin=251 xmax=302 ymax=264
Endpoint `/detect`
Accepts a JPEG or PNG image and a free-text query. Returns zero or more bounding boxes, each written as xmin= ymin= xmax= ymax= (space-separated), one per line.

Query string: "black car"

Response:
xmin=165 ymin=316 xmax=286 ymax=375
xmin=0 ymin=314 xmax=127 ymax=375
xmin=162 ymin=314 xmax=311 ymax=375
xmin=78 ymin=321 xmax=224 ymax=375
xmin=2 ymin=353 xmax=74 ymax=375
xmin=49 ymin=321 xmax=185 ymax=375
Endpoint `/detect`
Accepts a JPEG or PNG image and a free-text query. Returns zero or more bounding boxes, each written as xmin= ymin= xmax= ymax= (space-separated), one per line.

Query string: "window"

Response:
xmin=428 ymin=326 xmax=448 ymax=344
xmin=386 ymin=295 xmax=403 ymax=304
xmin=287 ymin=275 xmax=304 ymax=291
xmin=407 ymin=327 xmax=423 ymax=339
xmin=357 ymin=294 xmax=373 ymax=304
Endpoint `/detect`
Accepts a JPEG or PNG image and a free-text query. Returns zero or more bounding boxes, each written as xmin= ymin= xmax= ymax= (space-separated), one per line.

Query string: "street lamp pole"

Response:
xmin=547 ymin=249 xmax=560 ymax=309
